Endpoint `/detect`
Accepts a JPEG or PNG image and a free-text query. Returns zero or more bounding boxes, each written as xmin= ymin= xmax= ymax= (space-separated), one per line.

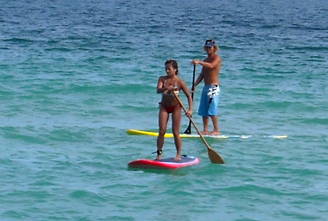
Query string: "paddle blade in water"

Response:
xmin=208 ymin=148 xmax=225 ymax=164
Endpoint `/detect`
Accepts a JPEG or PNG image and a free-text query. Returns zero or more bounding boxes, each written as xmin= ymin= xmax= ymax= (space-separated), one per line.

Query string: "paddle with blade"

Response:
xmin=174 ymin=93 xmax=225 ymax=164
xmin=184 ymin=65 xmax=196 ymax=134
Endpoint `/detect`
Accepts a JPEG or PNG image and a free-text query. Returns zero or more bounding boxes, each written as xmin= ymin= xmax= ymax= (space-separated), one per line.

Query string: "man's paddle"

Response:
xmin=174 ymin=93 xmax=225 ymax=164
xmin=184 ymin=65 xmax=196 ymax=134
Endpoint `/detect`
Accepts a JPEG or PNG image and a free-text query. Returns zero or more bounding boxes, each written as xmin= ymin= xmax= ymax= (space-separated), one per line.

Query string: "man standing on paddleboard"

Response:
xmin=191 ymin=39 xmax=221 ymax=135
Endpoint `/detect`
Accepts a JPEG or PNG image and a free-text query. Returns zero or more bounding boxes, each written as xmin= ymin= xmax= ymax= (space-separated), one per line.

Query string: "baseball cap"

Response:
xmin=204 ymin=39 xmax=216 ymax=47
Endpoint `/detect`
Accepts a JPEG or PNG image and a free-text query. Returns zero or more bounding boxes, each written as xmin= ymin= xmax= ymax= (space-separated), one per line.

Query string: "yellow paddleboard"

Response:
xmin=127 ymin=129 xmax=288 ymax=139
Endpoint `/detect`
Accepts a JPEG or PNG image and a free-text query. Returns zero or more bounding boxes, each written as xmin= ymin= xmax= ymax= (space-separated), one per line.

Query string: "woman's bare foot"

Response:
xmin=154 ymin=150 xmax=163 ymax=160
xmin=173 ymin=155 xmax=181 ymax=161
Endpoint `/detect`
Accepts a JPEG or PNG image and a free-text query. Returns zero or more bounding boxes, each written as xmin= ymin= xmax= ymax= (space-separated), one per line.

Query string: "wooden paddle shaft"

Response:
xmin=178 ymin=98 xmax=213 ymax=150
xmin=173 ymin=92 xmax=225 ymax=164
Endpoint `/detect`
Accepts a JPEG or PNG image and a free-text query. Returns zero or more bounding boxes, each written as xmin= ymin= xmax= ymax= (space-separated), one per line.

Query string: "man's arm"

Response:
xmin=193 ymin=70 xmax=204 ymax=90
xmin=192 ymin=56 xmax=221 ymax=69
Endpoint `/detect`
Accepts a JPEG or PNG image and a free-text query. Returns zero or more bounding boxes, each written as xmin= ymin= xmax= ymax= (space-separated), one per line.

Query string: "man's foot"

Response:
xmin=209 ymin=131 xmax=220 ymax=135
xmin=155 ymin=156 xmax=162 ymax=161
xmin=200 ymin=130 xmax=209 ymax=135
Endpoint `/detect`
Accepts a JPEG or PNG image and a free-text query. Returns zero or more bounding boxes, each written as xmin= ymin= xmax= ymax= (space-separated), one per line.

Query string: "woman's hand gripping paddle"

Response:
xmin=174 ymin=93 xmax=225 ymax=164
xmin=184 ymin=65 xmax=196 ymax=134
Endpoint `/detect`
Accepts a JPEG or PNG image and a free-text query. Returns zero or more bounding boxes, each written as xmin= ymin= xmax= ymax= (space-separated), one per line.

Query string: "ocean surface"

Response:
xmin=1 ymin=0 xmax=328 ymax=220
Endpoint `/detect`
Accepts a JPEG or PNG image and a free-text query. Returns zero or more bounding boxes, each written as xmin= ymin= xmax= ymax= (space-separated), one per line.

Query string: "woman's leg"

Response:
xmin=172 ymin=106 xmax=182 ymax=161
xmin=156 ymin=106 xmax=169 ymax=160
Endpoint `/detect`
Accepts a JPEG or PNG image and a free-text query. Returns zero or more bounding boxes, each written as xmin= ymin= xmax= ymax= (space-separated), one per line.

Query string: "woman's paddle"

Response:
xmin=184 ymin=65 xmax=196 ymax=134
xmin=174 ymin=93 xmax=225 ymax=164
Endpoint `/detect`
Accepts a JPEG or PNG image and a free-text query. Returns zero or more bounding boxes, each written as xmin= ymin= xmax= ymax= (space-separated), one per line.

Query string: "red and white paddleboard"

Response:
xmin=128 ymin=155 xmax=200 ymax=169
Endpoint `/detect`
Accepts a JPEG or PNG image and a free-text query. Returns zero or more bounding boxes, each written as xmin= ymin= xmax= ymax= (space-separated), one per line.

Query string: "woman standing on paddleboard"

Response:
xmin=156 ymin=59 xmax=193 ymax=161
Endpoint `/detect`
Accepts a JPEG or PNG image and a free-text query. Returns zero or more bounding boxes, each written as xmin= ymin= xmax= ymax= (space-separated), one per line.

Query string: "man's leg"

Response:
xmin=201 ymin=116 xmax=210 ymax=135
xmin=209 ymin=115 xmax=220 ymax=135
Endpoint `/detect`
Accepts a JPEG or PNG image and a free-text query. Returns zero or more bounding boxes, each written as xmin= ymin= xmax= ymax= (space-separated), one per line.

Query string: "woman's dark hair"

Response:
xmin=165 ymin=59 xmax=179 ymax=75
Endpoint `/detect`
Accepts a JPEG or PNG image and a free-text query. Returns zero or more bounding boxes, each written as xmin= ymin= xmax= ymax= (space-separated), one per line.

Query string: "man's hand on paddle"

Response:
xmin=191 ymin=60 xmax=201 ymax=65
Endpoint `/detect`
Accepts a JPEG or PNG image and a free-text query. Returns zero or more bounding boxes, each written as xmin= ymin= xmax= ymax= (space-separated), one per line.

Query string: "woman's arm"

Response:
xmin=179 ymin=80 xmax=193 ymax=116
xmin=157 ymin=76 xmax=168 ymax=93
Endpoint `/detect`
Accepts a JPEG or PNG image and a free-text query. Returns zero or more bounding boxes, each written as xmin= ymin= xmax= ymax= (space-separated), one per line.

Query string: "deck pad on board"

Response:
xmin=128 ymin=155 xmax=200 ymax=169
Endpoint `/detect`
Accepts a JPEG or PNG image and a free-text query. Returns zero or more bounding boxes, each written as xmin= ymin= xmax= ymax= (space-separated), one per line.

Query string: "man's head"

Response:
xmin=204 ymin=39 xmax=219 ymax=52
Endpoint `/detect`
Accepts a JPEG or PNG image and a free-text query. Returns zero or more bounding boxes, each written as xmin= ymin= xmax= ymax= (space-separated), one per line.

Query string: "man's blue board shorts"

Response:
xmin=198 ymin=85 xmax=220 ymax=117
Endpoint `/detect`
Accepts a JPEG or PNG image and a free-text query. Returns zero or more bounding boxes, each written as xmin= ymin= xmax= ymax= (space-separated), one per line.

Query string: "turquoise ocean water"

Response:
xmin=1 ymin=0 xmax=328 ymax=220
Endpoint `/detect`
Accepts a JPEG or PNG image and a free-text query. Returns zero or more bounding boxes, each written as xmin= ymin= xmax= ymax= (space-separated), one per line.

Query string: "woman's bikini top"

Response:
xmin=163 ymin=80 xmax=179 ymax=97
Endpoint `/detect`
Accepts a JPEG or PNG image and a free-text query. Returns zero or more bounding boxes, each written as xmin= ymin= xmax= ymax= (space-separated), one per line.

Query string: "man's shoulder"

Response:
xmin=204 ymin=54 xmax=221 ymax=62
xmin=214 ymin=54 xmax=221 ymax=59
